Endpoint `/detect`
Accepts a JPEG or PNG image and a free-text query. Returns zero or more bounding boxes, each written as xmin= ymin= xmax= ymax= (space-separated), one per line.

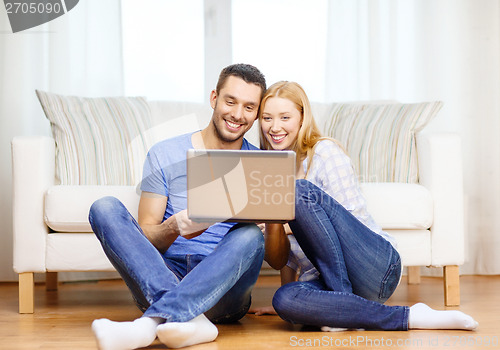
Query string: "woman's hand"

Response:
xmin=257 ymin=223 xmax=266 ymax=234
xmin=248 ymin=306 xmax=277 ymax=316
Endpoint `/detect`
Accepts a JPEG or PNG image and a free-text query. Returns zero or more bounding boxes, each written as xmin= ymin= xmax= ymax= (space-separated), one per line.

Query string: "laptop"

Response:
xmin=187 ymin=149 xmax=296 ymax=223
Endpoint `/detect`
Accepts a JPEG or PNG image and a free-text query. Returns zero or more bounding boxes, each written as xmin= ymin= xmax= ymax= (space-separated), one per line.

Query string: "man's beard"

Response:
xmin=212 ymin=117 xmax=245 ymax=144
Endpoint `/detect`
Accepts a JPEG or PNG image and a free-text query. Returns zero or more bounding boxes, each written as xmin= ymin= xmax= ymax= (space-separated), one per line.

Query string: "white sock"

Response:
xmin=92 ymin=316 xmax=162 ymax=350
xmin=408 ymin=303 xmax=478 ymax=330
xmin=321 ymin=327 xmax=349 ymax=332
xmin=321 ymin=326 xmax=364 ymax=332
xmin=156 ymin=314 xmax=218 ymax=349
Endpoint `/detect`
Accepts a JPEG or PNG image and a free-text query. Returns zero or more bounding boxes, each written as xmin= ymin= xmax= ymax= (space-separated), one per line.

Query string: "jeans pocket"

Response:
xmin=378 ymin=257 xmax=402 ymax=301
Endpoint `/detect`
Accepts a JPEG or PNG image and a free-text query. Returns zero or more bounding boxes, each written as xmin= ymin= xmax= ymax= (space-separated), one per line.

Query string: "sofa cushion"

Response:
xmin=44 ymin=186 xmax=140 ymax=232
xmin=361 ymin=183 xmax=433 ymax=229
xmin=44 ymin=183 xmax=432 ymax=233
xmin=46 ymin=233 xmax=115 ymax=271
xmin=36 ymin=90 xmax=152 ymax=186
xmin=387 ymin=229 xmax=432 ymax=266
xmin=323 ymin=102 xmax=443 ymax=183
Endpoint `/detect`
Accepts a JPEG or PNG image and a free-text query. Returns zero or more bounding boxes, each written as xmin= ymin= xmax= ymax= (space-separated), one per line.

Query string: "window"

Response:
xmin=121 ymin=0 xmax=328 ymax=102
xmin=121 ymin=0 xmax=204 ymax=102
xmin=232 ymin=0 xmax=328 ymax=102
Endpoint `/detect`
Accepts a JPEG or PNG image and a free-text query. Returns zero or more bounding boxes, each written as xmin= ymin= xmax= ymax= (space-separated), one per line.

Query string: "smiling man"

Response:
xmin=202 ymin=73 xmax=263 ymax=148
xmin=89 ymin=64 xmax=266 ymax=350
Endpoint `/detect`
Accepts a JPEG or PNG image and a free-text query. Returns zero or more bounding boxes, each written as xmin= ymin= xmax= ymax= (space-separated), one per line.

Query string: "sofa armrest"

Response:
xmin=416 ymin=132 xmax=465 ymax=266
xmin=12 ymin=136 xmax=55 ymax=273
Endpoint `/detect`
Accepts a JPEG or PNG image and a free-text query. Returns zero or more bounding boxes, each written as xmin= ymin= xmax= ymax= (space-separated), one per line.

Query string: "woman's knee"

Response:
xmin=294 ymin=179 xmax=315 ymax=199
xmin=272 ymin=283 xmax=301 ymax=322
xmin=295 ymin=179 xmax=338 ymax=215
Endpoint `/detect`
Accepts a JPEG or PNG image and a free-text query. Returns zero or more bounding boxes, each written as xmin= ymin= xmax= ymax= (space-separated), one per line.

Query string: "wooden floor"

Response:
xmin=0 ymin=275 xmax=499 ymax=349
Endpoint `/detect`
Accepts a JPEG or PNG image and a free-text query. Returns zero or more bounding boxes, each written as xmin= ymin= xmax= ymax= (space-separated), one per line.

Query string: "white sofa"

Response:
xmin=12 ymin=100 xmax=464 ymax=313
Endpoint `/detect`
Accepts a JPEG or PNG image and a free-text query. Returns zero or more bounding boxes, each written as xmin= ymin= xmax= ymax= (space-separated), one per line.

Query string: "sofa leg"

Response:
xmin=443 ymin=265 xmax=460 ymax=306
xmin=46 ymin=272 xmax=58 ymax=291
xmin=407 ymin=266 xmax=421 ymax=284
xmin=19 ymin=272 xmax=34 ymax=314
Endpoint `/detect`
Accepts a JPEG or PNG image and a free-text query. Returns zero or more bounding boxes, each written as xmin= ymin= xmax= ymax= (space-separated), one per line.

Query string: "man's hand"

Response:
xmin=138 ymin=192 xmax=214 ymax=251
xmin=173 ymin=209 xmax=214 ymax=239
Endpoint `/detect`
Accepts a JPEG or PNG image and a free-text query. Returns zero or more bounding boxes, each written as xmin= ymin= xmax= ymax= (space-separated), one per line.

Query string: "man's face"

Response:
xmin=210 ymin=76 xmax=262 ymax=144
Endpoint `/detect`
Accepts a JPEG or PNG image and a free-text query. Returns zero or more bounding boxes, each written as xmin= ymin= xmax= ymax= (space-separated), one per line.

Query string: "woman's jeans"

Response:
xmin=89 ymin=196 xmax=265 ymax=323
xmin=272 ymin=180 xmax=409 ymax=330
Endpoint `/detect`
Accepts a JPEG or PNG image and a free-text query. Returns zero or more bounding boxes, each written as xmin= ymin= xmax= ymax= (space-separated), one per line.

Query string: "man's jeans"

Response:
xmin=89 ymin=196 xmax=265 ymax=323
xmin=272 ymin=180 xmax=409 ymax=330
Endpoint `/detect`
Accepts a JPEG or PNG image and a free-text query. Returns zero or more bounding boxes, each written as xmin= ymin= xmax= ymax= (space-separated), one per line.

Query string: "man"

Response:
xmin=89 ymin=64 xmax=267 ymax=350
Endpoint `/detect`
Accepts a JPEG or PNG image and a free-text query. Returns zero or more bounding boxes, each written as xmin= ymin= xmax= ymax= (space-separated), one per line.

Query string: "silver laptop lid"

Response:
xmin=187 ymin=149 xmax=296 ymax=223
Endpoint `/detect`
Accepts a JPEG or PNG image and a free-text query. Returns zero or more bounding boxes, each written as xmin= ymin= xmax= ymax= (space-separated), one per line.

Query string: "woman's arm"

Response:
xmin=264 ymin=223 xmax=290 ymax=270
xmin=247 ymin=265 xmax=297 ymax=316
xmin=280 ymin=265 xmax=297 ymax=285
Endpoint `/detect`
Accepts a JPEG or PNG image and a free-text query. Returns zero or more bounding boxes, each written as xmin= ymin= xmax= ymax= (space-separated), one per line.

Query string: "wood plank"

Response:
xmin=1 ymin=275 xmax=497 ymax=349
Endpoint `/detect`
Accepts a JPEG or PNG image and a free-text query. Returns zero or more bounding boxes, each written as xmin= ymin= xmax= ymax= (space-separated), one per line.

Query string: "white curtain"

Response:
xmin=1 ymin=0 xmax=499 ymax=281
xmin=325 ymin=0 xmax=500 ymax=275
xmin=0 ymin=0 xmax=123 ymax=281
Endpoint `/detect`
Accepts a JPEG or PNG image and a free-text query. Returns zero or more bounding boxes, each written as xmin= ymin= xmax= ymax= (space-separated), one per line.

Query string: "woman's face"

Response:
xmin=261 ymin=97 xmax=302 ymax=150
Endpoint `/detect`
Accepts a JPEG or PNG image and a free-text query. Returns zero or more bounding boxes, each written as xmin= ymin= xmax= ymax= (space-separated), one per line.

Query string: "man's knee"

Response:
xmin=88 ymin=196 xmax=125 ymax=231
xmin=247 ymin=225 xmax=265 ymax=262
xmin=246 ymin=224 xmax=265 ymax=247
xmin=232 ymin=224 xmax=265 ymax=256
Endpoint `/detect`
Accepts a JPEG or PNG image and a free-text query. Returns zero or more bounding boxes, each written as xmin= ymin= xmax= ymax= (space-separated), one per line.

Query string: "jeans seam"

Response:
xmin=149 ymin=228 xmax=263 ymax=322
xmin=378 ymin=256 xmax=401 ymax=300
xmin=294 ymin=185 xmax=352 ymax=293
xmin=402 ymin=305 xmax=410 ymax=330
xmin=209 ymin=296 xmax=251 ymax=324
xmin=96 ymin=227 xmax=155 ymax=309
xmin=190 ymin=247 xmax=258 ymax=319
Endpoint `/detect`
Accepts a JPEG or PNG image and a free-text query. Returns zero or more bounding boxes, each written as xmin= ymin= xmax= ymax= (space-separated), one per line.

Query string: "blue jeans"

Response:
xmin=89 ymin=196 xmax=265 ymax=323
xmin=272 ymin=180 xmax=409 ymax=330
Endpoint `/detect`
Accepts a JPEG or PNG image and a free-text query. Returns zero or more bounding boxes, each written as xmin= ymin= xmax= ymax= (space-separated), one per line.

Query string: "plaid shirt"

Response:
xmin=287 ymin=140 xmax=397 ymax=281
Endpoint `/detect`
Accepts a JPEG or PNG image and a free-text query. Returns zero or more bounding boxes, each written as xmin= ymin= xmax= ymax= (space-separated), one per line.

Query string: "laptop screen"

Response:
xmin=187 ymin=149 xmax=296 ymax=223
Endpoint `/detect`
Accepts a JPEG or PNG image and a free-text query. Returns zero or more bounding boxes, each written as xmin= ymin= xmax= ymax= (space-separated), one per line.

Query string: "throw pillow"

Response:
xmin=36 ymin=90 xmax=152 ymax=185
xmin=323 ymin=102 xmax=443 ymax=183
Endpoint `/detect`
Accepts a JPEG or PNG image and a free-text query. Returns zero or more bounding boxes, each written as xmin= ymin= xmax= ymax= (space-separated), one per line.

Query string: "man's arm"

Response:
xmin=138 ymin=192 xmax=178 ymax=253
xmin=138 ymin=192 xmax=213 ymax=254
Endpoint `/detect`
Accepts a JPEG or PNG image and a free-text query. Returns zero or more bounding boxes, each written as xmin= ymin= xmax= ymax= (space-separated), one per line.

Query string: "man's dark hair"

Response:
xmin=216 ymin=63 xmax=266 ymax=97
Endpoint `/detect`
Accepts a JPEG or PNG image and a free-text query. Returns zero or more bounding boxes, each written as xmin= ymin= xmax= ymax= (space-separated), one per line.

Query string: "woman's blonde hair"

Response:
xmin=258 ymin=81 xmax=331 ymax=175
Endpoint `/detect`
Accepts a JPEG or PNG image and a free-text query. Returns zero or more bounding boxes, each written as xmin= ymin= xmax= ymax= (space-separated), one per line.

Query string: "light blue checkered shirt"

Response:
xmin=287 ymin=140 xmax=397 ymax=281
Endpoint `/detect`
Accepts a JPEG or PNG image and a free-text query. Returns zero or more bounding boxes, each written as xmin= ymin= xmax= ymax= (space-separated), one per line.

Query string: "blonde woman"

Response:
xmin=258 ymin=81 xmax=478 ymax=331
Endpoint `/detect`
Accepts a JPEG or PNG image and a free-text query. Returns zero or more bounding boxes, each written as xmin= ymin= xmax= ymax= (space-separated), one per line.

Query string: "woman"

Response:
xmin=257 ymin=81 xmax=478 ymax=331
